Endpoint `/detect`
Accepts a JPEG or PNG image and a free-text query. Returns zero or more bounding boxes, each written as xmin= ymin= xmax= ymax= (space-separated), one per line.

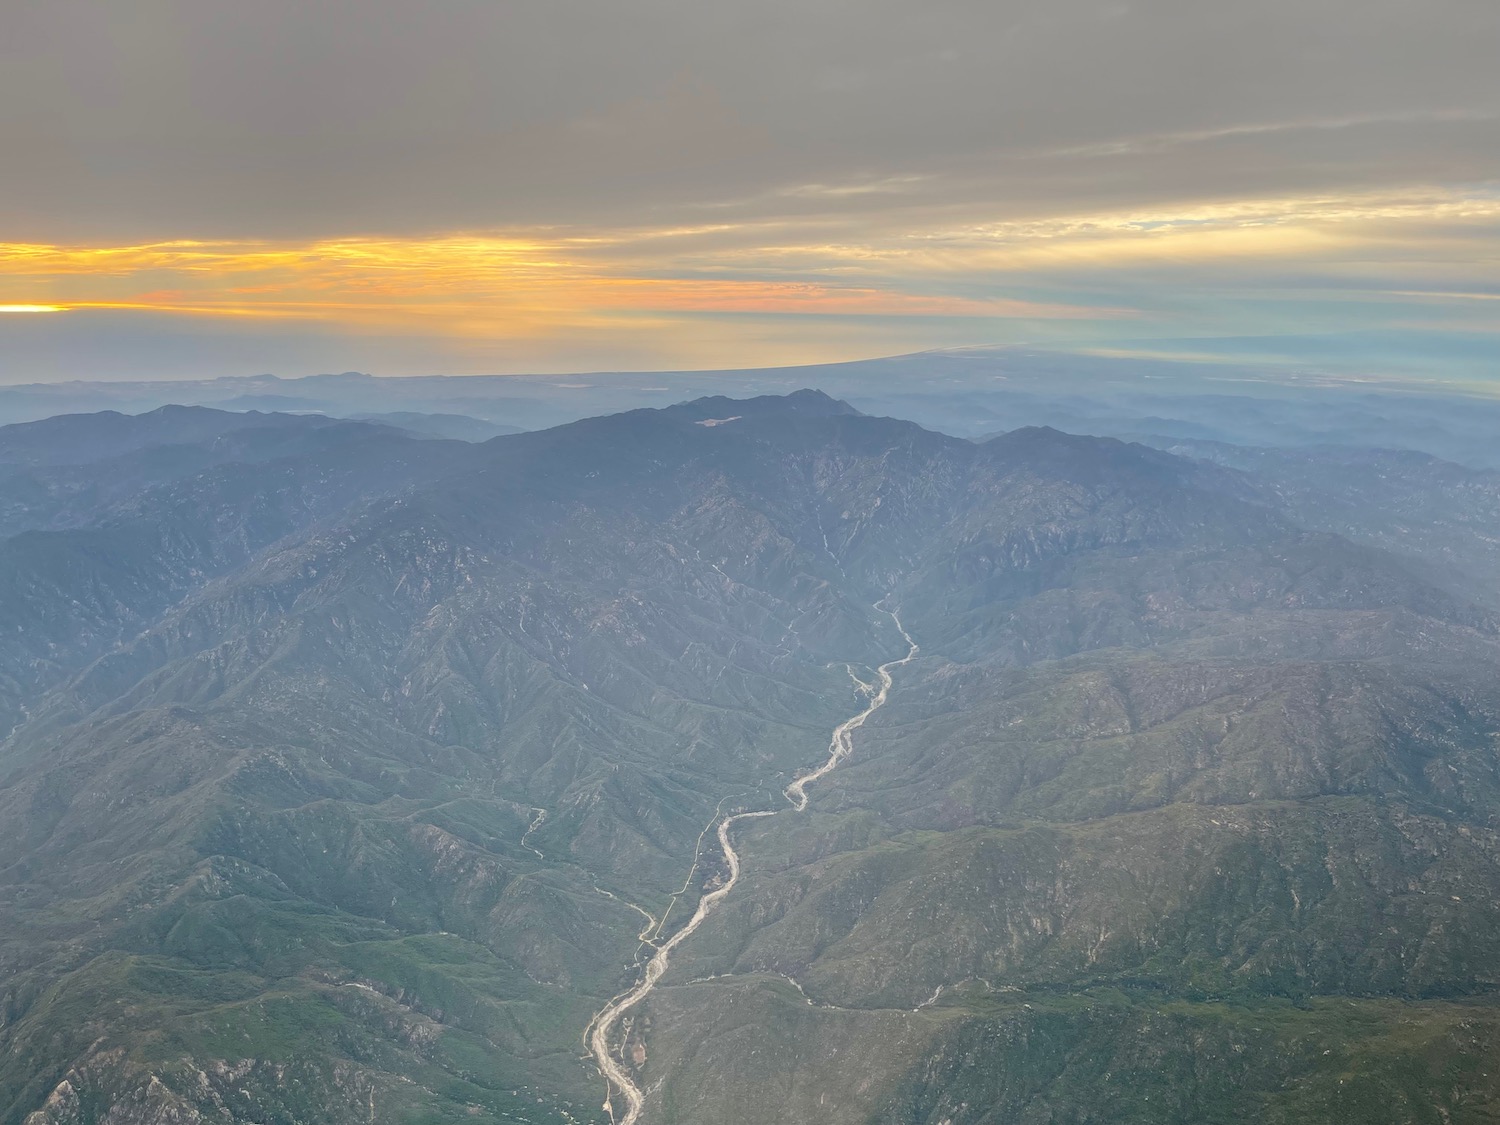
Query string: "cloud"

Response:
xmin=3 ymin=1 xmax=1497 ymax=377
xmin=0 ymin=230 xmax=1138 ymax=329
xmin=5 ymin=0 xmax=1498 ymax=242
xmin=2 ymin=179 xmax=1496 ymax=377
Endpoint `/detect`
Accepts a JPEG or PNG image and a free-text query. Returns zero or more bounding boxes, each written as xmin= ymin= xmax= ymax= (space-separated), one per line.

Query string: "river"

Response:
xmin=585 ymin=604 xmax=919 ymax=1125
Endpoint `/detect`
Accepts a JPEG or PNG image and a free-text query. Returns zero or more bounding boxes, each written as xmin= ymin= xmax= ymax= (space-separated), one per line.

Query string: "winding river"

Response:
xmin=586 ymin=604 xmax=919 ymax=1125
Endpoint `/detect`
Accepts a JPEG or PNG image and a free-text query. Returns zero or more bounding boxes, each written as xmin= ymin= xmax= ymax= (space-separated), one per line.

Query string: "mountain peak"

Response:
xmin=670 ymin=388 xmax=859 ymax=423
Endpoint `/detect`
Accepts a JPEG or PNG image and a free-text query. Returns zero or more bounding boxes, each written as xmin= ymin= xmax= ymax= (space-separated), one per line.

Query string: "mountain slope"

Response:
xmin=2 ymin=393 xmax=1500 ymax=1125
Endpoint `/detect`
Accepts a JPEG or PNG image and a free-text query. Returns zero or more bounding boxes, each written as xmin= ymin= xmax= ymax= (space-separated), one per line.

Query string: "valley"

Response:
xmin=588 ymin=605 xmax=918 ymax=1125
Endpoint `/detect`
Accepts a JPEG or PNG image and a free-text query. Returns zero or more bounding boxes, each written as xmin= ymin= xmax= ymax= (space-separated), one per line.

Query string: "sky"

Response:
xmin=2 ymin=0 xmax=1498 ymax=381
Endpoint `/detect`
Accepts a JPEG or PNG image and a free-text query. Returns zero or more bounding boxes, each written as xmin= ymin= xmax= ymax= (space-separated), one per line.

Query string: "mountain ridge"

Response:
xmin=3 ymin=392 xmax=1500 ymax=1124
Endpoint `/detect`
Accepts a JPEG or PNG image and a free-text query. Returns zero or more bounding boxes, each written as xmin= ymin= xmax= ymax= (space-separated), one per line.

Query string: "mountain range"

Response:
xmin=6 ymin=348 xmax=1500 ymax=470
xmin=3 ymin=391 xmax=1500 ymax=1124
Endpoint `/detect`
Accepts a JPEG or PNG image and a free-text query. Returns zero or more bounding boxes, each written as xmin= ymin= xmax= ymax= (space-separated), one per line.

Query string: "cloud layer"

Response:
xmin=3 ymin=0 xmax=1497 ymax=377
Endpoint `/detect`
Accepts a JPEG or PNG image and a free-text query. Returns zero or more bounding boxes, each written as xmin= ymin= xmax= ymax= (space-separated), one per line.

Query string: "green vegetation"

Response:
xmin=4 ymin=395 xmax=1500 ymax=1123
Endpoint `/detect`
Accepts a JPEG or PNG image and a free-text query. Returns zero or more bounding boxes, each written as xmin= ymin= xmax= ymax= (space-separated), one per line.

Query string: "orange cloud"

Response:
xmin=0 ymin=233 xmax=1126 ymax=334
xmin=3 ymin=186 xmax=1492 ymax=347
xmin=538 ymin=278 xmax=1127 ymax=319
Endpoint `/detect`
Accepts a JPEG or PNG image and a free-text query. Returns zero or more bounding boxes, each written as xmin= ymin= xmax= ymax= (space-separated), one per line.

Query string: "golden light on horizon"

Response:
xmin=0 ymin=232 xmax=1129 ymax=336
xmin=0 ymin=186 xmax=1493 ymax=351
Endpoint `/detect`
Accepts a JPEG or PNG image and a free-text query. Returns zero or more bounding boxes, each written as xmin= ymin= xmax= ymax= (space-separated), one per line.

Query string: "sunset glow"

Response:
xmin=3 ymin=184 xmax=1496 ymax=371
xmin=2 ymin=1 xmax=1496 ymax=378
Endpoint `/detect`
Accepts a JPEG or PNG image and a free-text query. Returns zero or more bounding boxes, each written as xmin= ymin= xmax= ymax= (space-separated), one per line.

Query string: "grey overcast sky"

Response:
xmin=2 ymin=0 xmax=1498 ymax=379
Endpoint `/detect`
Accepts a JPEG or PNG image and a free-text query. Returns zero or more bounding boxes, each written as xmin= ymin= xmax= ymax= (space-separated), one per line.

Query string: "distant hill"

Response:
xmin=5 ymin=349 xmax=1500 ymax=469
xmin=0 ymin=404 xmax=363 ymax=467
xmin=351 ymin=411 xmax=526 ymax=441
